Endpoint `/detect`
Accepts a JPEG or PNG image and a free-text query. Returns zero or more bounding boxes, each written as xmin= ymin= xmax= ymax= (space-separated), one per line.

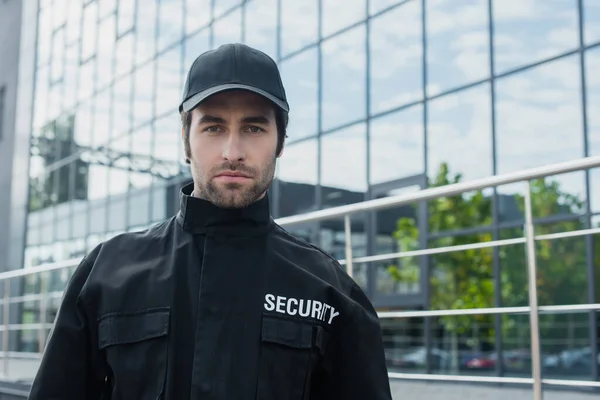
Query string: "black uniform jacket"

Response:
xmin=28 ymin=183 xmax=393 ymax=400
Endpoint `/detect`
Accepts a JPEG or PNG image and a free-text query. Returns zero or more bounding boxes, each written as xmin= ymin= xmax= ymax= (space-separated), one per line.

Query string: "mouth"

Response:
xmin=214 ymin=171 xmax=252 ymax=183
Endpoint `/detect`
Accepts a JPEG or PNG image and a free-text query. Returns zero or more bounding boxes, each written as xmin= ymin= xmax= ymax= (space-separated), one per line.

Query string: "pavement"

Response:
xmin=390 ymin=379 xmax=599 ymax=400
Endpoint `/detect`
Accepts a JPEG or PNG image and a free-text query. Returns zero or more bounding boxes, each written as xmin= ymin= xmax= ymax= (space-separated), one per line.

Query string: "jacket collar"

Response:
xmin=176 ymin=182 xmax=273 ymax=234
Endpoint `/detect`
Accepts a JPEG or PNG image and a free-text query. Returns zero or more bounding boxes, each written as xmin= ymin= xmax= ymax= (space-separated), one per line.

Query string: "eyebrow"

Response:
xmin=197 ymin=114 xmax=271 ymax=125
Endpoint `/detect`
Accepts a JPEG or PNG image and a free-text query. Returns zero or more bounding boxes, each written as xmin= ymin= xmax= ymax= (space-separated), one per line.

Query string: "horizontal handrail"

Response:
xmin=276 ymin=156 xmax=600 ymax=226
xmin=387 ymin=373 xmax=600 ymax=388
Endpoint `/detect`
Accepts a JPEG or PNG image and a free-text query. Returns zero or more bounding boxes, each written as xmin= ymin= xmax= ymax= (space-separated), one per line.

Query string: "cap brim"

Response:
xmin=180 ymin=84 xmax=289 ymax=113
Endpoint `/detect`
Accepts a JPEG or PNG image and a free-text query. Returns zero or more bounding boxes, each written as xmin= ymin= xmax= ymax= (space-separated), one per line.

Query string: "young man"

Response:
xmin=28 ymin=43 xmax=393 ymax=399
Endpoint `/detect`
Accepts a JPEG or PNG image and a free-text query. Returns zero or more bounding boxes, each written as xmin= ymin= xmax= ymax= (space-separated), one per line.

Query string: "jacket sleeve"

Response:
xmin=28 ymin=250 xmax=107 ymax=399
xmin=316 ymin=282 xmax=393 ymax=399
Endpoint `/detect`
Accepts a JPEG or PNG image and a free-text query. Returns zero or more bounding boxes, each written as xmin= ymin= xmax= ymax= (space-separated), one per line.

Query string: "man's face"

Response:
xmin=184 ymin=90 xmax=283 ymax=209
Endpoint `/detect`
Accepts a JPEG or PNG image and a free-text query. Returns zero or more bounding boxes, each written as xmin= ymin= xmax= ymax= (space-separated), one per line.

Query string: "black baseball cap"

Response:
xmin=179 ymin=43 xmax=289 ymax=114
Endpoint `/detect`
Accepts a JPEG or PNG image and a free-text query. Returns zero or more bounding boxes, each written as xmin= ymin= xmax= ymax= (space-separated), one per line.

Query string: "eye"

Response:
xmin=245 ymin=126 xmax=264 ymax=133
xmin=204 ymin=126 xmax=223 ymax=133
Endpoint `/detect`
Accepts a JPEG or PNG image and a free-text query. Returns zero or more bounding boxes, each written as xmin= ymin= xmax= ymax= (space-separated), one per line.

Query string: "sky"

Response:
xmin=29 ymin=0 xmax=600 ymax=217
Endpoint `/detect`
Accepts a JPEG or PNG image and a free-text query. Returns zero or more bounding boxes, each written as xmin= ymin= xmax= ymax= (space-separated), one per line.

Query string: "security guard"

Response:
xmin=28 ymin=43 xmax=393 ymax=399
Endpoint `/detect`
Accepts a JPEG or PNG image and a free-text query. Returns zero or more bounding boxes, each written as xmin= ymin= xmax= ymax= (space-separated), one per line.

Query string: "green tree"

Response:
xmin=389 ymin=163 xmax=594 ymax=365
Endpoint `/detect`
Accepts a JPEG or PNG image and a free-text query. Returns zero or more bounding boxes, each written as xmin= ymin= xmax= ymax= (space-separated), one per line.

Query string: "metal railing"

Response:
xmin=1 ymin=156 xmax=600 ymax=398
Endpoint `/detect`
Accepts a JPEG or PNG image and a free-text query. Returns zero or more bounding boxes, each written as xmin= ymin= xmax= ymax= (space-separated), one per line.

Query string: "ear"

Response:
xmin=276 ymin=134 xmax=287 ymax=159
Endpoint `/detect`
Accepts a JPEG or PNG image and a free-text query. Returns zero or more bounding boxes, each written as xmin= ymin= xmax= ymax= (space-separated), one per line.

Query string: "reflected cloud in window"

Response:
xmin=279 ymin=48 xmax=318 ymax=140
xmin=584 ymin=0 xmax=600 ymax=44
xmin=496 ymin=55 xmax=583 ymax=175
xmin=159 ymin=0 xmax=184 ymax=51
xmin=280 ymin=0 xmax=318 ymax=57
xmin=276 ymin=138 xmax=318 ymax=217
xmin=136 ymin=0 xmax=157 ymax=65
xmin=370 ymin=104 xmax=424 ymax=185
xmin=427 ymin=83 xmax=492 ymax=182
xmin=492 ymin=0 xmax=578 ymax=74
xmin=186 ymin=0 xmax=212 ymax=35
xmin=244 ymin=0 xmax=277 ymax=60
xmin=97 ymin=16 xmax=116 ymax=89
xmin=321 ymin=24 xmax=366 ymax=131
xmin=322 ymin=0 xmax=365 ymax=38
xmin=587 ymin=48 xmax=600 ymax=212
xmin=321 ymin=123 xmax=367 ymax=207
xmin=133 ymin=61 xmax=155 ymax=127
xmin=370 ymin=0 xmax=422 ymax=114
xmin=213 ymin=7 xmax=242 ymax=48
xmin=185 ymin=28 xmax=210 ymax=69
xmin=427 ymin=0 xmax=489 ymax=96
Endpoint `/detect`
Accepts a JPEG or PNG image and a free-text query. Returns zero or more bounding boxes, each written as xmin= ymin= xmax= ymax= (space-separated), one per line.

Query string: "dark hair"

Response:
xmin=181 ymin=107 xmax=289 ymax=164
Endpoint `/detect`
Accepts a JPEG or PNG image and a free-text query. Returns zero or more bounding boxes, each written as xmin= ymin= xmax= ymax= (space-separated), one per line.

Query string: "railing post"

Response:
xmin=38 ymin=273 xmax=47 ymax=353
xmin=2 ymin=279 xmax=10 ymax=378
xmin=344 ymin=215 xmax=353 ymax=278
xmin=524 ymin=180 xmax=543 ymax=400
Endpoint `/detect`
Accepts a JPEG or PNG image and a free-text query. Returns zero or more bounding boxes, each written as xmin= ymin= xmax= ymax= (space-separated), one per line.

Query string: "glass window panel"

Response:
xmin=369 ymin=0 xmax=406 ymax=15
xmin=370 ymin=104 xmax=424 ymax=185
xmin=133 ymin=60 xmax=155 ymax=127
xmin=159 ymin=0 xmax=183 ymax=51
xmin=213 ymin=8 xmax=242 ymax=48
xmin=100 ymin=0 xmax=116 ymax=17
xmin=185 ymin=0 xmax=212 ymax=35
xmin=184 ymin=28 xmax=210 ymax=72
xmin=156 ymin=46 xmax=183 ymax=117
xmin=74 ymin=98 xmax=93 ymax=150
xmin=321 ymin=24 xmax=366 ymax=131
xmin=91 ymin=89 xmax=110 ymax=146
xmin=135 ymin=0 xmax=157 ymax=65
xmin=370 ymin=0 xmax=422 ymax=114
xmin=129 ymin=126 xmax=154 ymax=189
xmin=52 ymin=0 xmax=68 ymax=28
xmin=72 ymin=206 xmax=89 ymax=240
xmin=117 ymin=0 xmax=136 ymax=36
xmin=276 ymin=138 xmax=318 ymax=217
xmin=428 ymin=83 xmax=492 ymax=182
xmin=87 ymin=165 xmax=109 ymax=201
xmin=111 ymin=75 xmax=133 ymax=139
xmin=63 ymin=43 xmax=79 ymax=110
xmin=34 ymin=67 xmax=50 ymax=130
xmin=588 ymin=49 xmax=600 ymax=213
xmin=496 ymin=55 xmax=583 ymax=175
xmin=584 ymin=0 xmax=600 ymax=45
xmin=107 ymin=134 xmax=131 ymax=197
xmin=280 ymin=0 xmax=318 ymax=57
xmin=152 ymin=185 xmax=168 ymax=222
xmin=51 ymin=26 xmax=66 ymax=83
xmin=115 ymin=33 xmax=135 ymax=77
xmin=492 ymin=0 xmax=578 ymax=74
xmin=427 ymin=0 xmax=489 ymax=96
xmin=244 ymin=0 xmax=277 ymax=60
xmin=321 ymin=0 xmax=365 ymax=38
xmin=279 ymin=48 xmax=318 ymax=140
xmin=588 ymin=48 xmax=600 ymax=157
xmin=38 ymin=7 xmax=52 ymax=66
xmin=321 ymin=123 xmax=367 ymax=207
xmin=108 ymin=197 xmax=127 ymax=232
xmin=214 ymin=0 xmax=242 ymax=17
xmin=66 ymin=0 xmax=82 ymax=44
xmin=97 ymin=15 xmax=116 ymax=89
xmin=77 ymin=60 xmax=94 ymax=101
xmin=154 ymin=113 xmax=182 ymax=180
xmin=128 ymin=186 xmax=151 ymax=228
xmin=48 ymin=83 xmax=62 ymax=122
xmin=81 ymin=1 xmax=98 ymax=62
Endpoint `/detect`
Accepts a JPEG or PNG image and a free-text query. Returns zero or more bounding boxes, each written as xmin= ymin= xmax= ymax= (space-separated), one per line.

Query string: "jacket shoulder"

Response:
xmin=271 ymin=223 xmax=355 ymax=292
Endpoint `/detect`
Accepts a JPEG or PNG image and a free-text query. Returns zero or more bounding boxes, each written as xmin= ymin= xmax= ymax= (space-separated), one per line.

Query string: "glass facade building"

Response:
xmin=9 ymin=0 xmax=600 ymax=385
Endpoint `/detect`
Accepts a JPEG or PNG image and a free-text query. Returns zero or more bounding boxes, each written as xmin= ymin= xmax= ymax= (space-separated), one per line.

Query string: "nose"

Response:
xmin=222 ymin=133 xmax=245 ymax=162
